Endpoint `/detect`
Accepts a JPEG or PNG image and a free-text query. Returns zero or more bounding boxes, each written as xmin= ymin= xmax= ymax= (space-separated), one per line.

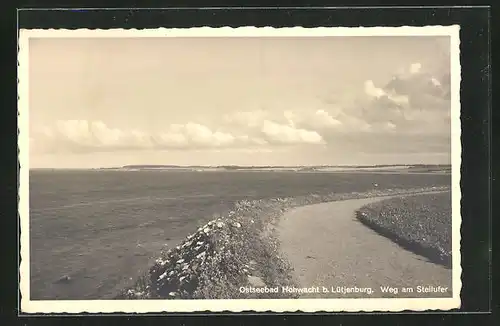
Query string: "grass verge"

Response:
xmin=356 ymin=191 xmax=452 ymax=268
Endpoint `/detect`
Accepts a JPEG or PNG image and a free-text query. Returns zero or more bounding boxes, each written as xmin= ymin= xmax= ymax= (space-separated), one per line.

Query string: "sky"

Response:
xmin=28 ymin=36 xmax=453 ymax=168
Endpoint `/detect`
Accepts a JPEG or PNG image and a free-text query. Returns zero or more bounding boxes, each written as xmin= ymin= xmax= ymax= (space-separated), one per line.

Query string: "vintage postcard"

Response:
xmin=18 ymin=26 xmax=461 ymax=313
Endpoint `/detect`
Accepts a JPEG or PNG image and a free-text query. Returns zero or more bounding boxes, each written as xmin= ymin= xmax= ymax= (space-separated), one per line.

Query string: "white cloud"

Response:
xmin=171 ymin=122 xmax=236 ymax=147
xmin=358 ymin=60 xmax=451 ymax=135
xmin=260 ymin=120 xmax=324 ymax=145
xmin=364 ymin=80 xmax=409 ymax=106
xmin=283 ymin=109 xmax=342 ymax=130
xmin=235 ymin=135 xmax=268 ymax=146
xmin=157 ymin=132 xmax=188 ymax=148
xmin=314 ymin=110 xmax=342 ymax=127
xmin=384 ymin=121 xmax=396 ymax=131
xmin=387 ymin=93 xmax=410 ymax=105
xmin=32 ymin=120 xmax=249 ymax=153
xmin=32 ymin=119 xmax=324 ymax=154
xmin=224 ymin=106 xmax=343 ymax=132
xmin=31 ymin=60 xmax=452 ymax=156
xmin=431 ymin=77 xmax=442 ymax=87
xmin=364 ymin=80 xmax=385 ymax=98
xmin=409 ymin=62 xmax=422 ymax=74
xmin=222 ymin=109 xmax=337 ymax=145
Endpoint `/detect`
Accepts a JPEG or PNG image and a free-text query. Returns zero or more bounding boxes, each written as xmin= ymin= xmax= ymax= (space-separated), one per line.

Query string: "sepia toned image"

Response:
xmin=18 ymin=26 xmax=461 ymax=313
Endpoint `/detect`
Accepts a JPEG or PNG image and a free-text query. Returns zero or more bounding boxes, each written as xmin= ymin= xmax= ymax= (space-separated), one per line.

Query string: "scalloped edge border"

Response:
xmin=18 ymin=25 xmax=459 ymax=38
xmin=18 ymin=25 xmax=462 ymax=314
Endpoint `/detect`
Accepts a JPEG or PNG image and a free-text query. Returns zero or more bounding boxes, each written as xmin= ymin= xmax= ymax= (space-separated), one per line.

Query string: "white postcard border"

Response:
xmin=18 ymin=25 xmax=462 ymax=313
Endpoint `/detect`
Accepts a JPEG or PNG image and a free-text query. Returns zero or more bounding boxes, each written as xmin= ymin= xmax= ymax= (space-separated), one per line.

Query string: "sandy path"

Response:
xmin=278 ymin=194 xmax=452 ymax=298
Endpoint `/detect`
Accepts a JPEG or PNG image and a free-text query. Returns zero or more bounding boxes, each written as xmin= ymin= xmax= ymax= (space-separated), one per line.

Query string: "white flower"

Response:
xmin=155 ymin=258 xmax=168 ymax=266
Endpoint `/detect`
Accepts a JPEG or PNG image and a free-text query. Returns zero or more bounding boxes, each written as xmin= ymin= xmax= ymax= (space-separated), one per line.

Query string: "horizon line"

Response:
xmin=30 ymin=163 xmax=452 ymax=170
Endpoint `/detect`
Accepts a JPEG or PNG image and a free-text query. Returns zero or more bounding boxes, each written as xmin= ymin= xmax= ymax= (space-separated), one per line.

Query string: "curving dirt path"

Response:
xmin=277 ymin=193 xmax=453 ymax=298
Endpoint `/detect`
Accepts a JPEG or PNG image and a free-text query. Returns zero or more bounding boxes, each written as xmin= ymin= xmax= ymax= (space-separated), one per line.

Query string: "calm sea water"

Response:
xmin=29 ymin=170 xmax=451 ymax=300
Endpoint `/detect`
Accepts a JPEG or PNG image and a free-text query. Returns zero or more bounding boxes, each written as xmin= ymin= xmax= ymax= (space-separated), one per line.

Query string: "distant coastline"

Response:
xmin=30 ymin=164 xmax=452 ymax=174
xmin=103 ymin=164 xmax=452 ymax=174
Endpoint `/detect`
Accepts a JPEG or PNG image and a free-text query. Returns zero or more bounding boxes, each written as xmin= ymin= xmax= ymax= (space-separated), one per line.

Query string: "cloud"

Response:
xmin=222 ymin=109 xmax=332 ymax=145
xmin=219 ymin=60 xmax=450 ymax=139
xmin=364 ymin=80 xmax=410 ymax=108
xmin=224 ymin=108 xmax=342 ymax=132
xmin=169 ymin=122 xmax=236 ymax=147
xmin=358 ymin=62 xmax=451 ymax=134
xmin=384 ymin=121 xmax=396 ymax=131
xmin=431 ymin=77 xmax=441 ymax=87
xmin=409 ymin=62 xmax=422 ymax=74
xmin=260 ymin=120 xmax=324 ymax=145
xmin=32 ymin=118 xmax=329 ymax=154
xmin=32 ymin=120 xmax=251 ymax=154
xmin=283 ymin=109 xmax=342 ymax=130
xmin=364 ymin=80 xmax=386 ymax=99
xmin=31 ymin=61 xmax=452 ymax=156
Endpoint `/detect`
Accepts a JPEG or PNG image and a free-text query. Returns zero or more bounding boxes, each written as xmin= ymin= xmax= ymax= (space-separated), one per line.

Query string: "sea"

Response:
xmin=28 ymin=169 xmax=451 ymax=300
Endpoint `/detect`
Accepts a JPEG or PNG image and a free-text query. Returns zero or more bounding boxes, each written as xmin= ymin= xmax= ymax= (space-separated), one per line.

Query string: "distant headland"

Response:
xmin=96 ymin=164 xmax=452 ymax=174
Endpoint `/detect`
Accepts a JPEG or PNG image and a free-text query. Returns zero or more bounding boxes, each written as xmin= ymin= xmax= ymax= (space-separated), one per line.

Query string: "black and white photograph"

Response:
xmin=18 ymin=26 xmax=461 ymax=313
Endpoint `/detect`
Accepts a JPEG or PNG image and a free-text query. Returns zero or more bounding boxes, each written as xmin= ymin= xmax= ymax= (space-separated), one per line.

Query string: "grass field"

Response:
xmin=356 ymin=192 xmax=452 ymax=268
